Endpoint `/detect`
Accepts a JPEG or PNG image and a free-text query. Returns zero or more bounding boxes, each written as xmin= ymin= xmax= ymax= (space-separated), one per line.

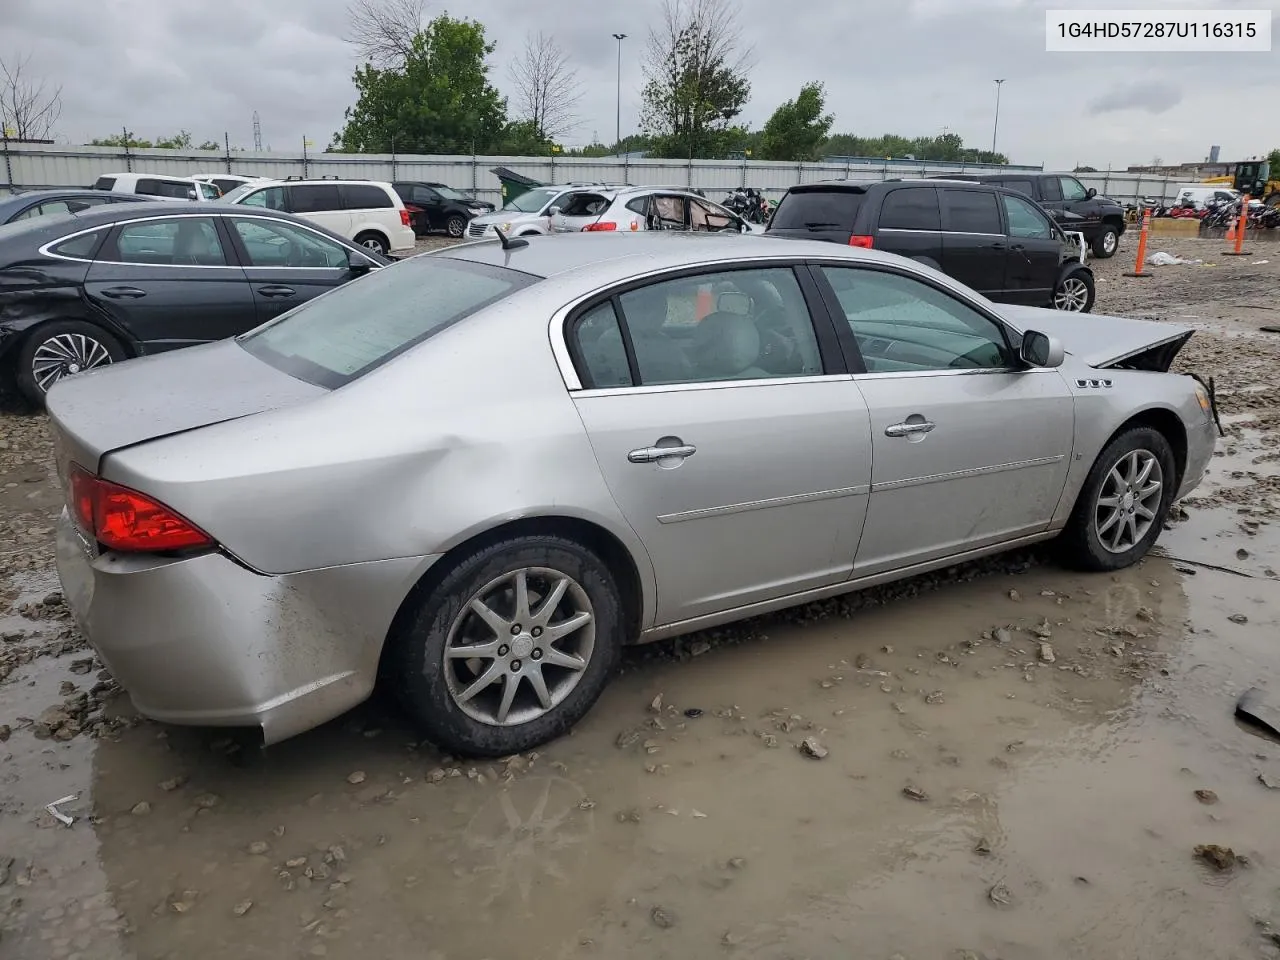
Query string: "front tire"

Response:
xmin=446 ymin=215 xmax=466 ymax=238
xmin=388 ymin=535 xmax=623 ymax=758
xmin=1092 ymin=226 xmax=1120 ymax=258
xmin=15 ymin=320 xmax=125 ymax=407
xmin=1058 ymin=426 xmax=1177 ymax=572
xmin=1053 ymin=270 xmax=1095 ymax=313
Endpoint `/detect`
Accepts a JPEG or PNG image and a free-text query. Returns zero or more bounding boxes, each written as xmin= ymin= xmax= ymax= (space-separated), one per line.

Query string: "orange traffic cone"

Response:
xmin=1226 ymin=216 xmax=1236 ymax=243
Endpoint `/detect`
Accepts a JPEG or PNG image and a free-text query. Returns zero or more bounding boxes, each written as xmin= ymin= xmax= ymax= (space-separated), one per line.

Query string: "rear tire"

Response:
xmin=354 ymin=231 xmax=389 ymax=256
xmin=387 ymin=535 xmax=623 ymax=758
xmin=1058 ymin=426 xmax=1177 ymax=572
xmin=15 ymin=319 xmax=125 ymax=407
xmin=1091 ymin=226 xmax=1120 ymax=258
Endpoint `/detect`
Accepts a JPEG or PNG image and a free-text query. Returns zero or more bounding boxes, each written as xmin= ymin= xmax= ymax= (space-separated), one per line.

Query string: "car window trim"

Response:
xmin=804 ymin=258 xmax=1018 ymax=378
xmin=37 ymin=224 xmax=110 ymax=262
xmin=557 ymin=259 xmax=850 ymax=393
xmin=89 ymin=214 xmax=244 ymax=270
xmin=222 ymin=212 xmax=373 ymax=270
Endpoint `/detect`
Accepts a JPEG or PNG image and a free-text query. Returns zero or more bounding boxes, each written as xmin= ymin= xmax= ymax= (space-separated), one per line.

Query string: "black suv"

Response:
xmin=932 ymin=172 xmax=1126 ymax=258
xmin=391 ymin=181 xmax=494 ymax=238
xmin=767 ymin=179 xmax=1095 ymax=312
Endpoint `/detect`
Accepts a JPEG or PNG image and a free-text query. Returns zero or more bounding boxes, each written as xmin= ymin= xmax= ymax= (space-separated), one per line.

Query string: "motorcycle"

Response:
xmin=723 ymin=187 xmax=771 ymax=225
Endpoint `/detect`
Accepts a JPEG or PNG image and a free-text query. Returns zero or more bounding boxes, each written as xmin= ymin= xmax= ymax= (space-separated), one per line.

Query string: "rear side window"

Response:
xmin=289 ymin=184 xmax=342 ymax=214
xmin=625 ymin=196 xmax=649 ymax=215
xmin=93 ymin=176 xmax=117 ymax=191
xmin=770 ymin=189 xmax=864 ymax=232
xmin=942 ymin=189 xmax=1002 ymax=234
xmin=1039 ymin=178 xmax=1063 ymax=201
xmin=1000 ymin=179 xmax=1036 ymax=198
xmin=238 ymin=257 xmax=537 ymax=388
xmin=571 ymin=301 xmax=632 ymax=389
xmin=340 ymin=184 xmax=394 ymax=210
xmin=559 ymin=193 xmax=610 ymax=216
xmin=49 ymin=229 xmax=107 ymax=260
xmin=877 ymin=188 xmax=940 ymax=230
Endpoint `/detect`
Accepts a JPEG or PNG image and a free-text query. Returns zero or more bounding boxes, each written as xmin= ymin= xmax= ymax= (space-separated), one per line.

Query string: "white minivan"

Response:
xmin=92 ymin=172 xmax=221 ymax=202
xmin=223 ymin=177 xmax=416 ymax=257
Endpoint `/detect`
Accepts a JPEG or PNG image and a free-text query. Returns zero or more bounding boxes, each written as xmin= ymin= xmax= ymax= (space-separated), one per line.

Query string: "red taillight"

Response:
xmin=582 ymin=221 xmax=617 ymax=232
xmin=848 ymin=235 xmax=874 ymax=248
xmin=399 ymin=209 xmax=412 ymax=227
xmin=68 ymin=464 xmax=215 ymax=553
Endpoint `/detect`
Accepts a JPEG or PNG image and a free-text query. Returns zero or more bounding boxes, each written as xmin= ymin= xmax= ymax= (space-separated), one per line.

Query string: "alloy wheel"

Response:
xmin=447 ymin=216 xmax=466 ymax=238
xmin=360 ymin=237 xmax=386 ymax=254
xmin=443 ymin=567 xmax=595 ymax=726
xmin=1054 ymin=276 xmax=1090 ymax=311
xmin=31 ymin=333 xmax=114 ymax=393
xmin=1094 ymin=449 xmax=1164 ymax=553
xmin=1102 ymin=230 xmax=1118 ymax=255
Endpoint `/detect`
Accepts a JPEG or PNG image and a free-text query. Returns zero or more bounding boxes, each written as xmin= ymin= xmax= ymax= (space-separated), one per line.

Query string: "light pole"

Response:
xmin=991 ymin=79 xmax=1006 ymax=156
xmin=612 ymin=33 xmax=627 ymax=149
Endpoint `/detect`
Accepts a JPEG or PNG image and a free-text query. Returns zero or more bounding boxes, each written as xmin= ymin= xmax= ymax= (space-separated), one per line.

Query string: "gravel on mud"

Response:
xmin=0 ymin=232 xmax=1277 ymax=959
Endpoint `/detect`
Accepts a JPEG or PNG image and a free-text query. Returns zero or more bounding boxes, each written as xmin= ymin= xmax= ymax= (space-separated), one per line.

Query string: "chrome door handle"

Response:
xmin=885 ymin=421 xmax=936 ymax=438
xmin=628 ymin=444 xmax=696 ymax=463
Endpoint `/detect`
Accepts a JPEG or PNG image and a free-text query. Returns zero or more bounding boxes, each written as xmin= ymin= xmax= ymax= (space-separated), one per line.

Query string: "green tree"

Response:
xmin=759 ymin=82 xmax=833 ymax=162
xmin=153 ymin=130 xmax=193 ymax=149
xmin=89 ymin=130 xmax=152 ymax=148
xmin=821 ymin=131 xmax=1006 ymax=165
xmin=198 ymin=139 xmax=221 ymax=150
xmin=1268 ymin=147 xmax=1280 ymax=173
xmin=640 ymin=0 xmax=751 ymax=159
xmin=335 ymin=13 xmax=507 ymax=154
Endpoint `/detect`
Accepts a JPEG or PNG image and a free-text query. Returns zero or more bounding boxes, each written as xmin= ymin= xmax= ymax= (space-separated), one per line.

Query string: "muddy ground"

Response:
xmin=1 ymin=233 xmax=1278 ymax=960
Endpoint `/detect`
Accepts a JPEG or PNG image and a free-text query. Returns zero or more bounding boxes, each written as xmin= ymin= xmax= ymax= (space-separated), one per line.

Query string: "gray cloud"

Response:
xmin=1088 ymin=81 xmax=1184 ymax=116
xmin=4 ymin=0 xmax=1279 ymax=169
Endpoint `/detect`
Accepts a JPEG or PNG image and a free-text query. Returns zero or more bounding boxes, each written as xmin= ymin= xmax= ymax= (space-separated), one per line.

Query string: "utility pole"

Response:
xmin=612 ymin=33 xmax=627 ymax=150
xmin=991 ymin=79 xmax=1006 ymax=156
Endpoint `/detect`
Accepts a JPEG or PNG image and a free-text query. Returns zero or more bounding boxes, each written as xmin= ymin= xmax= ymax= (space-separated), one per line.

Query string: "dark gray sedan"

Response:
xmin=0 ymin=202 xmax=388 ymax=404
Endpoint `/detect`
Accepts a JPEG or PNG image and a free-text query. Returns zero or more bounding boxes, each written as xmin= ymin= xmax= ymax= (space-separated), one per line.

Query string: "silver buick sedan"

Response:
xmin=48 ymin=233 xmax=1218 ymax=757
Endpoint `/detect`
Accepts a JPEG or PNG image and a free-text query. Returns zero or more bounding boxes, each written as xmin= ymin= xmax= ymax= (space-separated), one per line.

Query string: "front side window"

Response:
xmin=878 ymin=188 xmax=941 ymax=231
xmin=339 ymin=184 xmax=394 ymax=210
xmin=239 ymin=257 xmax=536 ymax=388
xmin=1002 ymin=194 xmax=1053 ymax=239
xmin=411 ymin=186 xmax=440 ymax=204
xmin=1059 ymin=177 xmax=1089 ymax=201
xmin=819 ymin=266 xmax=1010 ymax=372
xmin=941 ymin=189 xmax=1002 ymax=235
xmin=289 ymin=184 xmax=342 ymax=214
xmin=198 ymin=182 xmax=221 ymax=200
xmin=571 ymin=266 xmax=823 ymax=387
xmin=230 ymin=217 xmax=350 ymax=268
xmin=237 ymin=185 xmax=287 ymax=210
xmin=105 ymin=217 xmax=227 ymax=266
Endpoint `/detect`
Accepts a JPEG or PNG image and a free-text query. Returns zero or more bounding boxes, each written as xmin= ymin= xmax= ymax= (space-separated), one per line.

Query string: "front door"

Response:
xmin=999 ymin=192 xmax=1062 ymax=305
xmin=223 ymin=215 xmax=365 ymax=326
xmin=83 ymin=215 xmax=255 ymax=352
xmin=812 ymin=263 xmax=1074 ymax=575
xmin=568 ymin=264 xmax=871 ymax=626
xmin=938 ymin=186 xmax=1008 ymax=297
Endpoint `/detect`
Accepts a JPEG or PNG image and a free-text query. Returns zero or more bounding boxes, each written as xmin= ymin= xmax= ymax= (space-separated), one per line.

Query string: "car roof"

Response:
xmin=436 ymin=231 xmax=917 ymax=281
xmin=251 ymin=178 xmax=391 ymax=187
xmin=0 ymin=188 xmax=143 ymax=209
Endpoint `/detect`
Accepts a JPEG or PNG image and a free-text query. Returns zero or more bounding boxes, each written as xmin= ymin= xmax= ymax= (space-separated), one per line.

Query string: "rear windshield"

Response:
xmin=558 ymin=193 xmax=612 ymax=217
xmin=238 ymin=256 xmax=538 ymax=389
xmin=770 ymin=189 xmax=865 ymax=233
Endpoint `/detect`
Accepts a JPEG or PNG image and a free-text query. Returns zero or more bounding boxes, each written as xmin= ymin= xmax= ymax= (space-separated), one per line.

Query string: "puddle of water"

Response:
xmin=12 ymin=555 xmax=1280 ymax=960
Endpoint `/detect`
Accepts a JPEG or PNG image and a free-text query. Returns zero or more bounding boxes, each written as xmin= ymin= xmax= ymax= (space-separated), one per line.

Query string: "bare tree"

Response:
xmin=0 ymin=51 xmax=61 ymax=141
xmin=640 ymin=0 xmax=753 ymax=151
xmin=507 ymin=32 xmax=583 ymax=141
xmin=344 ymin=0 xmax=427 ymax=68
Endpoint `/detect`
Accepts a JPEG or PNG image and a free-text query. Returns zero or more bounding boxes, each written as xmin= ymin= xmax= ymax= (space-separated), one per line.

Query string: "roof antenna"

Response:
xmin=493 ymin=226 xmax=528 ymax=251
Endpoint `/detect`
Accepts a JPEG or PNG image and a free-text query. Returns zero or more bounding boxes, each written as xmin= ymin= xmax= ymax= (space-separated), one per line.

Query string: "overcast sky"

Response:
xmin=6 ymin=0 xmax=1279 ymax=169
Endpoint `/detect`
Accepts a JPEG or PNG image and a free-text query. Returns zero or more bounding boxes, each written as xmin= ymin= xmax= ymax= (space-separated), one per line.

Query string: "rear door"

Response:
xmin=640 ymin=194 xmax=690 ymax=231
xmin=871 ymin=186 xmax=943 ymax=266
xmin=566 ymin=263 xmax=871 ymax=625
xmin=999 ymin=192 xmax=1061 ymax=305
xmin=223 ymin=214 xmax=365 ymax=325
xmin=82 ymin=215 xmax=255 ymax=351
xmin=287 ymin=183 xmax=347 ymax=235
xmin=938 ymin=187 xmax=1008 ymax=296
xmin=767 ymin=187 xmax=866 ymax=243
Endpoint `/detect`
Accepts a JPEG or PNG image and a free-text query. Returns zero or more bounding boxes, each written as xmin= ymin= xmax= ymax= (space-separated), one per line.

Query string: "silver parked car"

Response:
xmin=49 ymin=233 xmax=1218 ymax=757
xmin=549 ymin=185 xmax=763 ymax=234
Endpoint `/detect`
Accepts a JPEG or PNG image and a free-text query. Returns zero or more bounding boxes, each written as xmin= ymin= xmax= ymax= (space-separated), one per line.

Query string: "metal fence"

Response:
xmin=0 ymin=140 xmax=1184 ymax=205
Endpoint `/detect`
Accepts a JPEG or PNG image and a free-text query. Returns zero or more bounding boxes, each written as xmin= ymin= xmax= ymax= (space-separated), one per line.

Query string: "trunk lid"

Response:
xmin=998 ymin=305 xmax=1194 ymax=371
xmin=46 ymin=339 xmax=327 ymax=479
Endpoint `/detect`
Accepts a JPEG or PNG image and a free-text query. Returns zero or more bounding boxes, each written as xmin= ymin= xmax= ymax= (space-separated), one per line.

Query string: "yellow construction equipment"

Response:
xmin=1203 ymin=160 xmax=1278 ymax=206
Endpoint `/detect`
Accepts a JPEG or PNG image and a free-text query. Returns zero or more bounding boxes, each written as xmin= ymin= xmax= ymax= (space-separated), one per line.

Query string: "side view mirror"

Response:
xmin=547 ymin=205 xmax=561 ymax=217
xmin=1019 ymin=330 xmax=1064 ymax=368
xmin=187 ymin=188 xmax=197 ymax=200
xmin=1085 ymin=187 xmax=1097 ymax=199
xmin=347 ymin=249 xmax=373 ymax=274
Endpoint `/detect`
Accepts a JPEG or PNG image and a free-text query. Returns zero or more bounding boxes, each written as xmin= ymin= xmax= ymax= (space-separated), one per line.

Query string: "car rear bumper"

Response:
xmin=55 ymin=509 xmax=435 ymax=744
xmin=389 ymin=225 xmax=417 ymax=255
